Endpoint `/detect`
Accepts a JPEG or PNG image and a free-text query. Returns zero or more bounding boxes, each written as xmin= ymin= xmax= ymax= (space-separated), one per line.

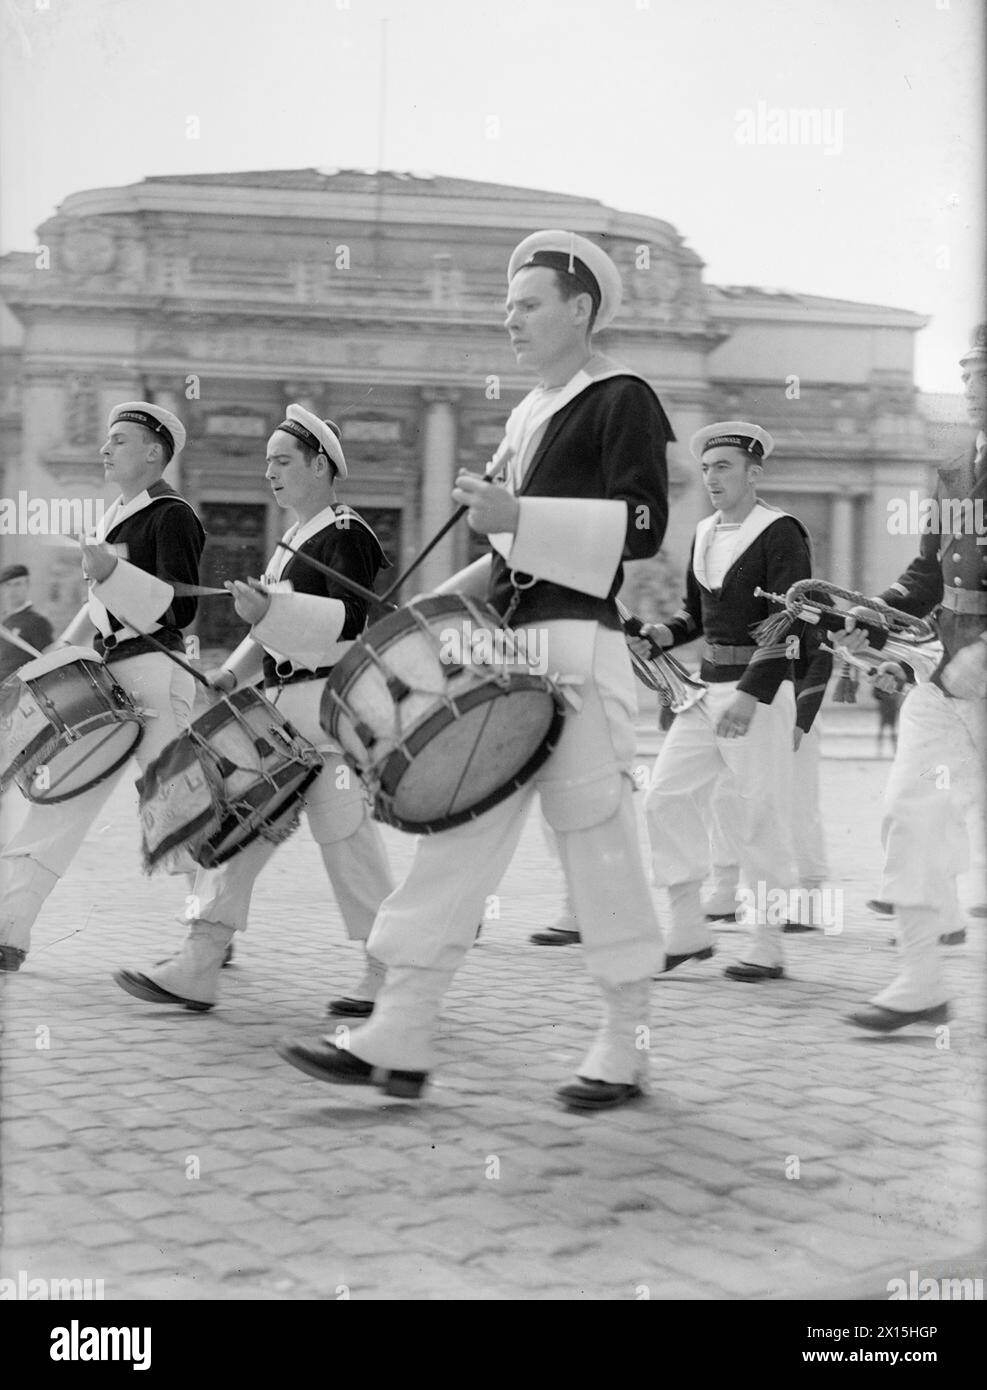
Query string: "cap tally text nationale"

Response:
xmin=689 ymin=420 xmax=775 ymax=462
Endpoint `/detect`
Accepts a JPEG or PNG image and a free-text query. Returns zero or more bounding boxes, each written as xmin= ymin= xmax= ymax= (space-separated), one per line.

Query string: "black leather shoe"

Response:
xmin=326 ymin=996 xmax=375 ymax=1018
xmin=0 ymin=945 xmax=26 ymax=972
xmin=659 ymin=945 xmax=714 ymax=974
xmin=222 ymin=942 xmax=234 ymax=967
xmin=705 ymin=910 xmax=737 ymax=922
xmin=556 ymin=1077 xmax=644 ymax=1112
xmin=724 ymin=961 xmax=785 ymax=981
xmin=529 ymin=927 xmax=580 ymax=945
xmin=889 ymin=929 xmax=968 ymax=947
xmin=276 ymin=1038 xmax=427 ymax=1099
xmin=866 ymin=899 xmax=895 ymax=916
xmin=846 ymin=1002 xmax=950 ymax=1032
xmin=969 ymin=904 xmax=987 ymax=919
xmin=113 ymin=969 xmax=213 ymax=1012
xmin=782 ymin=920 xmax=823 ymax=933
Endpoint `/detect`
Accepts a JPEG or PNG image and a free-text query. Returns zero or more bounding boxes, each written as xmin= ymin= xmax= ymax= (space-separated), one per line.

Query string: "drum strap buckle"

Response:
xmin=502 ymin=570 xmax=538 ymax=627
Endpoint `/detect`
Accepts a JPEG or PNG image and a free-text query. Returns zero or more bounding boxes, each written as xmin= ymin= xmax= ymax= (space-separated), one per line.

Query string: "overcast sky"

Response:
xmin=1 ymin=0 xmax=982 ymax=390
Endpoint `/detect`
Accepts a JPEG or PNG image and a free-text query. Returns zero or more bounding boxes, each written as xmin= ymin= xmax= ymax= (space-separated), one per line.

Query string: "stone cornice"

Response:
xmin=46 ymin=179 xmax=687 ymax=247
xmin=0 ymin=287 xmax=716 ymax=339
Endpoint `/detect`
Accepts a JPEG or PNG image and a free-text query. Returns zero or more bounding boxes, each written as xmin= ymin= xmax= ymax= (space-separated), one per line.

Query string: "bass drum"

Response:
xmin=320 ymin=594 xmax=566 ymax=833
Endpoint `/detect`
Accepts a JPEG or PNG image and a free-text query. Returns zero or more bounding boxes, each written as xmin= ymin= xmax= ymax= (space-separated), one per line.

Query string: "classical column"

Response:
xmin=829 ymin=492 xmax=854 ymax=588
xmin=419 ymin=389 xmax=459 ymax=592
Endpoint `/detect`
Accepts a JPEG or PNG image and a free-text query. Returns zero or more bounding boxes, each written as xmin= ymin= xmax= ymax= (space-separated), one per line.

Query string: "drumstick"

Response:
xmin=379 ymin=464 xmax=505 ymax=603
xmin=169 ymin=582 xmax=236 ymax=598
xmin=0 ymin=621 xmax=44 ymax=660
xmin=91 ymin=608 xmax=216 ymax=690
xmin=274 ymin=540 xmax=399 ymax=612
xmin=379 ymin=504 xmax=471 ymax=603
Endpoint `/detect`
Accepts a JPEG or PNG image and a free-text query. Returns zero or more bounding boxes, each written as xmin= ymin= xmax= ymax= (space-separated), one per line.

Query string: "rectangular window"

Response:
xmin=195 ymin=503 xmax=268 ymax=653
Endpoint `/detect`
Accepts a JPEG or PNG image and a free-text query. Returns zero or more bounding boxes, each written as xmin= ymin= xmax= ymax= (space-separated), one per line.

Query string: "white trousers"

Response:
xmin=875 ymin=681 xmax=986 ymax=1010
xmin=344 ymin=622 xmax=663 ymax=1077
xmin=644 ymin=680 xmax=796 ymax=967
xmin=189 ymin=681 xmax=393 ymax=940
xmin=538 ymin=812 xmax=577 ymax=925
xmin=0 ymin=653 xmax=196 ymax=952
xmin=707 ymin=721 xmax=828 ymax=910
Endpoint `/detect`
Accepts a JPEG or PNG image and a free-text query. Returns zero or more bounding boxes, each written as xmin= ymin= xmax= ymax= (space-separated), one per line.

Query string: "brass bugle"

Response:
xmin=754 ymin=577 xmax=942 ymax=686
xmin=753 ymin=578 xmax=938 ymax=646
xmin=616 ymin=600 xmax=709 ymax=713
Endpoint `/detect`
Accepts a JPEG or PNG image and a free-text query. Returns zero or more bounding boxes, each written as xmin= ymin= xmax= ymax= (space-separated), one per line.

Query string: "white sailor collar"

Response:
xmin=692 ymin=501 xmax=799 ymax=593
xmin=492 ymin=354 xmax=657 ymax=494
xmin=97 ymin=480 xmax=188 ymax=539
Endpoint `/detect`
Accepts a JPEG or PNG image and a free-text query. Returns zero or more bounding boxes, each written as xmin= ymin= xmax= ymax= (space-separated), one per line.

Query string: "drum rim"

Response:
xmin=188 ymin=683 xmax=287 ymax=738
xmin=15 ymin=646 xmax=105 ymax=681
xmin=193 ymin=761 xmax=322 ymax=867
xmin=372 ymin=678 xmax=566 ymax=834
xmin=139 ymin=697 xmax=323 ymax=869
xmin=17 ymin=715 xmax=144 ymax=804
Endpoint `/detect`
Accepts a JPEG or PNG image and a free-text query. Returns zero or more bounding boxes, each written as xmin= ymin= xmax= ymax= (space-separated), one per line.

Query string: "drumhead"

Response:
xmin=375 ymin=677 xmax=564 ymax=832
xmin=21 ymin=714 xmax=144 ymax=804
xmin=139 ymin=686 xmax=323 ymax=871
xmin=324 ymin=594 xmax=508 ymax=710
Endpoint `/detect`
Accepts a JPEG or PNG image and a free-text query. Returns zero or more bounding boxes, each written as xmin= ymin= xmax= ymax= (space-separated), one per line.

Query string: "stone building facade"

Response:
xmin=0 ymin=169 xmax=935 ymax=650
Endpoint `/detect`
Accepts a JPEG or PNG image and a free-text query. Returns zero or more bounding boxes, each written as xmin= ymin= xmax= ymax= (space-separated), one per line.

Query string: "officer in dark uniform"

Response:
xmin=0 ymin=565 xmax=54 ymax=683
xmin=844 ymin=323 xmax=987 ymax=1031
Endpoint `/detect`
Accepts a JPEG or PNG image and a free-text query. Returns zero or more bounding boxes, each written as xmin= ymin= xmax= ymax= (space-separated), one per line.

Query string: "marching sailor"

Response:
xmin=704 ymin=613 xmax=833 ymax=926
xmin=635 ymin=422 xmax=811 ymax=980
xmin=114 ymin=405 xmax=395 ymax=1013
xmin=274 ymin=230 xmax=672 ymax=1110
xmin=0 ymin=402 xmax=205 ymax=971
xmin=842 ymin=324 xmax=987 ymax=1031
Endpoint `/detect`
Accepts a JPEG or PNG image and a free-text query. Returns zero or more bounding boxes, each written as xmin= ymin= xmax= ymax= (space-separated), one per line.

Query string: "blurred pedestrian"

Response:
xmin=0 ymin=564 xmax=54 ymax=683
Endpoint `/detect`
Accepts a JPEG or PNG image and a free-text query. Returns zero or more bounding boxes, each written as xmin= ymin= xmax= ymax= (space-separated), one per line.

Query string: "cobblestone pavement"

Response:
xmin=1 ymin=737 xmax=984 ymax=1301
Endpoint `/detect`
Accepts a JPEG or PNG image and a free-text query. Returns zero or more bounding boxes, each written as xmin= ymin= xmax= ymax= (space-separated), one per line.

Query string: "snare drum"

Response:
xmin=138 ymin=686 xmax=323 ymax=871
xmin=320 ymin=594 xmax=565 ymax=833
xmin=0 ymin=646 xmax=144 ymax=803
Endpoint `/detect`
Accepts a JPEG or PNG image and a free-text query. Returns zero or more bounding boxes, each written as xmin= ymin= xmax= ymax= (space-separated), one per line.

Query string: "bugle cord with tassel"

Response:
xmin=751 ymin=578 xmax=943 ymax=697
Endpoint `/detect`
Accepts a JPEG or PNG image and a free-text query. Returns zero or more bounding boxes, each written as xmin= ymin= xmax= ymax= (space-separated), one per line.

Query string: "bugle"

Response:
xmin=616 ymin=600 xmax=708 ymax=714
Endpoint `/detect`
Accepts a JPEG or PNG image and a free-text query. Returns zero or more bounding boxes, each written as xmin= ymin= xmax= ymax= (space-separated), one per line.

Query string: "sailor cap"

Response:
xmin=689 ymin=420 xmax=775 ymax=462
xmin=275 ymin=403 xmax=348 ymax=480
xmin=508 ymin=230 xmax=622 ymax=332
xmin=959 ymin=323 xmax=987 ymax=367
xmin=108 ymin=401 xmax=186 ymax=461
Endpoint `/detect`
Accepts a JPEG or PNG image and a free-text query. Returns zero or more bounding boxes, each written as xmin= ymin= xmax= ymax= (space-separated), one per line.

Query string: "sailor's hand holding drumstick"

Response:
xmin=225 ymin=577 xmax=272 ymax=624
xmin=203 ymin=578 xmax=274 ymax=693
xmin=79 ymin=538 xmax=119 ymax=583
xmin=451 ymin=470 xmax=520 ymax=536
